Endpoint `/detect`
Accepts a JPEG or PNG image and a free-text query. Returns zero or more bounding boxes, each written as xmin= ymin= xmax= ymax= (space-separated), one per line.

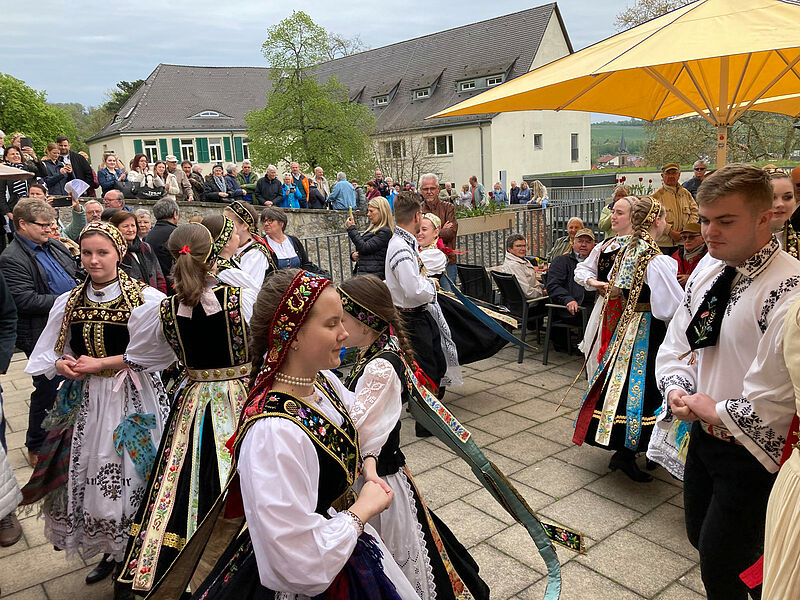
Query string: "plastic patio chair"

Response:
xmin=490 ymin=271 xmax=547 ymax=363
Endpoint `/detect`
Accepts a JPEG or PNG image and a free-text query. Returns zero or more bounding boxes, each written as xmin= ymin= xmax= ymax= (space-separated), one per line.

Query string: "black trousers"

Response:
xmin=403 ymin=309 xmax=446 ymax=389
xmin=684 ymin=422 xmax=777 ymax=600
xmin=26 ymin=373 xmax=63 ymax=453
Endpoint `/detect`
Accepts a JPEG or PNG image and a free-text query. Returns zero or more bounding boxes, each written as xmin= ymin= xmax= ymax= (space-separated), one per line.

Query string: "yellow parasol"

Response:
xmin=429 ymin=0 xmax=800 ymax=166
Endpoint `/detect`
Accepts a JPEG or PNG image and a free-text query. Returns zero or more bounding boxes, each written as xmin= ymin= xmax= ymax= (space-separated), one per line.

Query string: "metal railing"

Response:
xmin=301 ymin=198 xmax=607 ymax=282
xmin=548 ymin=185 xmax=615 ymax=202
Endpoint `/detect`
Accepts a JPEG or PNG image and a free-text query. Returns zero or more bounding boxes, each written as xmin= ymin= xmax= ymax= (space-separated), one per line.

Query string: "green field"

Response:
xmin=591 ymin=122 xmax=647 ymax=160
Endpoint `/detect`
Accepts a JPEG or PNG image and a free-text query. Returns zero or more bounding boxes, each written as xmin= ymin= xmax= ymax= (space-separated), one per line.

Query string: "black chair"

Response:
xmin=542 ymin=304 xmax=590 ymax=365
xmin=490 ymin=271 xmax=547 ymax=363
xmin=457 ymin=264 xmax=494 ymax=303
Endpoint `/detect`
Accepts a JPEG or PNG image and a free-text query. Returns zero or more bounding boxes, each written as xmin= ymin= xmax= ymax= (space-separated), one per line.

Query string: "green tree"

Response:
xmin=0 ymin=73 xmax=78 ymax=154
xmin=614 ymin=0 xmax=690 ymax=30
xmin=246 ymin=11 xmax=376 ymax=179
xmin=105 ymin=80 xmax=144 ymax=113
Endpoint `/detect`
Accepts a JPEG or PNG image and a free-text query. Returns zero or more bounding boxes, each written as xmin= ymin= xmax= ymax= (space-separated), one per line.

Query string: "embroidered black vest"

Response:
xmin=159 ymin=286 xmax=249 ymax=369
xmin=68 ymin=293 xmax=132 ymax=358
xmin=597 ymin=247 xmax=621 ymax=284
xmin=235 ymin=377 xmax=359 ymax=515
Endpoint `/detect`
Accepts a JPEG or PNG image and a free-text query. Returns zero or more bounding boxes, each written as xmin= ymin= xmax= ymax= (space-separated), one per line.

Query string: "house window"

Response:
xmin=381 ymin=140 xmax=406 ymax=158
xmin=415 ymin=89 xmax=430 ymax=99
xmin=571 ymin=133 xmax=579 ymax=162
xmin=427 ymin=135 xmax=454 ymax=156
xmin=189 ymin=110 xmax=232 ymax=119
xmin=534 ymin=134 xmax=543 ymax=150
xmin=209 ymin=137 xmax=223 ymax=162
xmin=242 ymin=140 xmax=250 ymax=160
xmin=180 ymin=139 xmax=195 ymax=162
xmin=374 ymin=95 xmax=389 ymax=106
xmin=486 ymin=76 xmax=503 ymax=86
xmin=460 ymin=81 xmax=476 ymax=91
xmin=143 ymin=140 xmax=158 ymax=163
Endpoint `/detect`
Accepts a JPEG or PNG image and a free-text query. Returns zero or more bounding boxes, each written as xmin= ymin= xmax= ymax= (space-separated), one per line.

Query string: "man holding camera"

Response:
xmin=56 ymin=136 xmax=94 ymax=195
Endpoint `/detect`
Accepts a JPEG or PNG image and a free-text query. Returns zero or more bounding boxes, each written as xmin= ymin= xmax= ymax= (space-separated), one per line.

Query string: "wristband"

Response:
xmin=341 ymin=510 xmax=364 ymax=536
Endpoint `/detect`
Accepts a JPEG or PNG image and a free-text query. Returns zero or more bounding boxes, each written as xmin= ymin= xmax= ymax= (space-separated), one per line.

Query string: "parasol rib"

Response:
xmin=724 ymin=53 xmax=753 ymax=123
xmin=728 ymin=50 xmax=800 ymax=122
xmin=644 ymin=66 xmax=717 ymax=125
xmin=682 ymin=61 xmax=721 ymax=122
xmin=555 ymin=72 xmax=614 ymax=111
xmin=650 ymin=64 xmax=686 ymax=122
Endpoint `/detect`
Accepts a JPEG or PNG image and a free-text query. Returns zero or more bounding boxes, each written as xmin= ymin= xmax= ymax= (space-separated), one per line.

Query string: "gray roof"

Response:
xmin=88 ymin=3 xmax=567 ymax=142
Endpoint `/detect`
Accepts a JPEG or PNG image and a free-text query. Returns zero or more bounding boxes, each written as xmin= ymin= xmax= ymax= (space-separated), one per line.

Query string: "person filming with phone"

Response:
xmin=279 ymin=172 xmax=305 ymax=208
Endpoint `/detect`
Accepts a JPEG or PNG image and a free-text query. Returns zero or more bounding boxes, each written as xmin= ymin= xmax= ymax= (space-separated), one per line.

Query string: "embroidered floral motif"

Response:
xmin=757 ymin=276 xmax=800 ymax=333
xmin=725 ymin=397 xmax=786 ymax=466
xmin=97 ymin=463 xmax=123 ymax=500
xmin=658 ymin=374 xmax=696 ymax=397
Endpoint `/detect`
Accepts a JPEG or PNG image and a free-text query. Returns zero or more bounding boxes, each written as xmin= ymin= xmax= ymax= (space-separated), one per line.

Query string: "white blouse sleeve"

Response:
xmin=124 ymin=292 xmax=175 ymax=372
xmin=645 ymin=255 xmax=683 ymax=322
xmin=24 ymin=291 xmax=73 ymax=379
xmin=238 ymin=417 xmax=359 ymax=595
xmin=238 ymin=251 xmax=269 ymax=286
xmin=574 ymin=244 xmax=602 ymax=289
xmin=349 ymin=358 xmax=403 ymax=457
xmin=217 ymin=268 xmax=259 ymax=324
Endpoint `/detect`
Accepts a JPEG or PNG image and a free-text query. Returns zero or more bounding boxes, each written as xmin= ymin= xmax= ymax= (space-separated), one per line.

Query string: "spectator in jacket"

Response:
xmin=313 ymin=166 xmax=330 ymax=199
xmin=0 ymin=269 xmax=21 ymax=548
xmin=237 ymin=160 xmax=258 ymax=203
xmin=307 ymin=181 xmax=327 ymax=209
xmin=127 ymin=153 xmax=154 ymax=189
xmin=457 ymin=184 xmax=473 ymax=207
xmin=165 ymin=155 xmax=193 ymax=202
xmin=374 ymin=170 xmax=390 ymax=197
xmin=0 ymin=147 xmax=38 ymax=214
xmin=289 ymin=162 xmax=309 ymax=205
xmin=652 ymin=162 xmax=699 ymax=254
xmin=255 ymin=165 xmax=282 ymax=206
xmin=470 ymin=175 xmax=487 ymax=206
xmin=223 ymin=164 xmax=246 ymax=201
xmin=497 ymin=234 xmax=544 ymax=300
xmin=42 ymin=143 xmax=70 ymax=197
xmin=671 ymin=222 xmax=707 ymax=287
xmin=510 ymin=181 xmax=520 ymax=204
xmin=153 ymin=161 xmax=176 ymax=199
xmin=260 ymin=206 xmax=313 ymax=271
xmin=328 ymin=172 xmax=357 ymax=210
xmin=420 ymin=172 xmax=458 ymax=289
xmin=77 ymin=151 xmax=100 ymax=197
xmin=8 ymin=133 xmax=46 ymax=178
xmin=0 ymin=198 xmax=76 ymax=465
xmin=548 ymin=217 xmax=584 ymax=262
xmin=109 ymin=210 xmax=166 ymax=292
xmin=55 ymin=136 xmax=93 ymax=194
xmin=351 ymin=180 xmax=367 ymax=212
xmin=386 ymin=177 xmax=398 ymax=209
xmin=280 ymin=172 xmax=305 ymax=209
xmin=96 ymin=153 xmax=127 ymax=196
xmin=491 ymin=182 xmax=508 ymax=205
xmin=682 ymin=160 xmax=707 ymax=199
xmin=27 ymin=184 xmax=86 ymax=242
xmin=366 ymin=180 xmax=381 ymax=201
xmin=144 ymin=197 xmax=179 ymax=288
xmin=187 ymin=163 xmax=205 ymax=201
xmin=84 ymin=200 xmax=103 ymax=224
xmin=102 ymin=189 xmax=128 ymax=211
xmin=135 ymin=209 xmax=152 ymax=239
xmin=517 ymin=181 xmax=531 ymax=204
xmin=203 ymin=164 xmax=234 ymax=202
xmin=546 ymin=228 xmax=596 ymax=313
xmin=346 ymin=196 xmax=394 ymax=276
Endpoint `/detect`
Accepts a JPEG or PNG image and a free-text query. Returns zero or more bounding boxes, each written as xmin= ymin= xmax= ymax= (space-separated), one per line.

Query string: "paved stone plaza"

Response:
xmin=0 ymin=345 xmax=705 ymax=599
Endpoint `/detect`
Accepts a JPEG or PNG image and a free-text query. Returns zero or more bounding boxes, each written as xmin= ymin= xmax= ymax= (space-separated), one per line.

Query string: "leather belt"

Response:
xmin=399 ymin=305 xmax=427 ymax=314
xmin=699 ymin=420 xmax=742 ymax=445
xmin=634 ymin=302 xmax=652 ymax=312
xmin=187 ymin=364 xmax=251 ymax=382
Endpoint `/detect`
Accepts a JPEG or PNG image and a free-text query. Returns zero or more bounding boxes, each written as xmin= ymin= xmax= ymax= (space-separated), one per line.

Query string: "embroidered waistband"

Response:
xmin=700 ymin=421 xmax=741 ymax=445
xmin=634 ymin=302 xmax=652 ymax=312
xmin=187 ymin=364 xmax=251 ymax=382
xmin=399 ymin=305 xmax=427 ymax=313
xmin=95 ymin=368 xmax=121 ymax=378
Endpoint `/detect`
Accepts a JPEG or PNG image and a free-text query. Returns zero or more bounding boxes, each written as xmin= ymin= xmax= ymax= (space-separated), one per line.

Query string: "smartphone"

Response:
xmin=290 ymin=186 xmax=296 ymax=192
xmin=20 ymin=136 xmax=33 ymax=149
xmin=51 ymin=196 xmax=73 ymax=207
xmin=348 ymin=207 xmax=354 ymax=220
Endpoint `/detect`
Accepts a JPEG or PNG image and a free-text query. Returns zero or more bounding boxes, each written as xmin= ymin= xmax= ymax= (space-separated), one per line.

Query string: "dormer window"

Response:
xmin=486 ymin=75 xmax=504 ymax=86
xmin=415 ymin=89 xmax=430 ymax=99
xmin=460 ymin=81 xmax=476 ymax=91
xmin=189 ymin=110 xmax=232 ymax=119
xmin=374 ymin=95 xmax=389 ymax=106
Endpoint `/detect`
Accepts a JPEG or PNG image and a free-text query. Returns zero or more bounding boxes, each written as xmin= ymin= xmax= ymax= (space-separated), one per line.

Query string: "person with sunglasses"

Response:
xmin=682 ymin=160 xmax=708 ymax=199
xmin=672 ymin=222 xmax=707 ymax=287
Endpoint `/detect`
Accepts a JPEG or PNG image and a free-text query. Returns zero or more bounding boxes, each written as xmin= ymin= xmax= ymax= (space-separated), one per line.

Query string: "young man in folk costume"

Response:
xmin=223 ymin=200 xmax=277 ymax=284
xmin=656 ymin=164 xmax=800 ymax=600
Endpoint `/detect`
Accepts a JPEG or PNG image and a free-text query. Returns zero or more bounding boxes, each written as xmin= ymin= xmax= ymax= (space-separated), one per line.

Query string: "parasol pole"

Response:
xmin=716 ymin=125 xmax=728 ymax=168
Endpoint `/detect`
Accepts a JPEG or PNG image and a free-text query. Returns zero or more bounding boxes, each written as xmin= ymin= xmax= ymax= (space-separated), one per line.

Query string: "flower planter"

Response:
xmin=457 ymin=212 xmax=515 ymax=236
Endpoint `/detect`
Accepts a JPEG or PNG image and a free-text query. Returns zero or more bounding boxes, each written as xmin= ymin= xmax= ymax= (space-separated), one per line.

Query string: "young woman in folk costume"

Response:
xmin=769 ymin=171 xmax=799 ymax=259
xmin=338 ymin=275 xmax=489 ymax=600
xmin=117 ymin=220 xmax=259 ymax=595
xmin=224 ymin=200 xmax=278 ymax=285
xmin=575 ymin=196 xmax=635 ymax=379
xmin=146 ymin=269 xmax=419 ymax=600
xmin=573 ymin=197 xmax=683 ymax=482
xmin=22 ymin=221 xmax=170 ymax=585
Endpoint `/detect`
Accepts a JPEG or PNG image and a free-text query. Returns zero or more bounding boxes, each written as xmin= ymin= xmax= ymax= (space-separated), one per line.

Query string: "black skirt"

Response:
xmin=437 ymin=294 xmax=509 ymax=364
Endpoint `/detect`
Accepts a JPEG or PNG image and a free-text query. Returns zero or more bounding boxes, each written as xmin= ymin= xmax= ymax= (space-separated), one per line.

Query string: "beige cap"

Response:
xmin=662 ymin=163 xmax=680 ymax=172
xmin=681 ymin=222 xmax=701 ymax=234
xmin=165 ymin=154 xmax=178 ymax=162
xmin=575 ymin=228 xmax=595 ymax=241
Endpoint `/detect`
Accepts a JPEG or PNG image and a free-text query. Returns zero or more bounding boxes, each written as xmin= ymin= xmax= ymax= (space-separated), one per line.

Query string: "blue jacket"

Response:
xmin=97 ymin=168 xmax=125 ymax=195
xmin=492 ymin=189 xmax=508 ymax=205
xmin=224 ymin=175 xmax=246 ymax=200
xmin=328 ymin=179 xmax=356 ymax=210
xmin=280 ymin=183 xmax=306 ymax=209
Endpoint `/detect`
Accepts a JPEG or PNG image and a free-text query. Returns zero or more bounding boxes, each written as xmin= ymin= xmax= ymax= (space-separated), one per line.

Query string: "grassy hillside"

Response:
xmin=591 ymin=122 xmax=647 ymax=161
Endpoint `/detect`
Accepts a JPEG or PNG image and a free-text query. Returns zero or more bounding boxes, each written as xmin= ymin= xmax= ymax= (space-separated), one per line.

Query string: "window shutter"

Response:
xmin=133 ymin=139 xmax=143 ymax=154
xmin=158 ymin=139 xmax=169 ymax=160
xmin=223 ymin=137 xmax=233 ymax=162
xmin=234 ymin=137 xmax=244 ymax=162
xmin=171 ymin=138 xmax=181 ymax=158
xmin=196 ymin=138 xmax=210 ymax=163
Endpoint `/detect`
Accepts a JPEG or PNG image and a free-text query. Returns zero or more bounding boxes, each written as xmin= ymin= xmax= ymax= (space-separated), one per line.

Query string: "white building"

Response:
xmin=87 ymin=3 xmax=590 ymax=186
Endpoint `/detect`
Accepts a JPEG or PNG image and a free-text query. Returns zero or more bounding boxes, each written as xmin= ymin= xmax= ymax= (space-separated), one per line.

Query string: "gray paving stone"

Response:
xmin=460 ymin=480 xmax=555 ymax=527
xmin=505 ymin=398 xmax=573 ymax=423
xmin=540 ymin=489 xmax=640 ymax=540
xmin=469 ymin=356 xmax=512 ymax=372
xmin=519 ymin=561 xmax=646 ymax=600
xmin=655 ymin=583 xmax=706 ymax=599
xmin=468 ymin=410 xmax=537 ymax=437
xmin=403 ymin=440 xmax=456 ymax=474
xmin=575 ymin=530 xmax=695 ymax=598
xmin=435 ymin=500 xmax=507 ymax=547
xmin=468 ymin=543 xmax=541 ymax=599
xmin=535 ymin=385 xmax=586 ymax=409
xmin=555 ymin=444 xmax=615 ymax=475
xmin=448 ymin=377 xmax=494 ymax=397
xmin=472 ymin=367 xmax=529 ymax=385
xmin=410 ymin=467 xmax=480 ymax=510
xmin=441 ymin=449 xmax=525 ymax=481
xmin=491 ymin=381 xmax=542 ymax=401
xmin=486 ymin=434 xmax=565 ymax=471
xmin=513 ymin=457 xmax=599 ymax=499
xmin=528 ymin=416 xmax=579 ymax=446
xmin=519 ymin=371 xmax=576 ymax=391
xmin=42 ymin=565 xmax=113 ymax=600
xmin=678 ymin=564 xmax=705 ymax=595
xmin=1 ymin=586 xmax=48 ymax=600
xmin=586 ymin=470 xmax=682 ymax=513
xmin=451 ymin=391 xmax=515 ymax=415
xmin=0 ymin=544 xmax=86 ymax=595
xmin=627 ymin=503 xmax=698 ymax=560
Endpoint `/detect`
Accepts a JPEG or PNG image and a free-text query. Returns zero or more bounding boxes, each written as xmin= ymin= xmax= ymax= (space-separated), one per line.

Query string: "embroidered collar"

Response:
xmin=394 ymin=226 xmax=418 ymax=251
xmin=735 ymin=236 xmax=781 ymax=280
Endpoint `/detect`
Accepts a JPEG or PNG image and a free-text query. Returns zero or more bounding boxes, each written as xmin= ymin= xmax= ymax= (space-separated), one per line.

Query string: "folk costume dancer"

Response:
xmin=769 ymin=171 xmax=799 ymax=259
xmin=655 ymin=165 xmax=800 ymax=600
xmin=145 ymin=269 xmax=418 ymax=600
xmin=118 ymin=220 xmax=258 ymax=594
xmin=575 ymin=196 xmax=635 ymax=379
xmin=573 ymin=197 xmax=683 ymax=483
xmin=224 ymin=200 xmax=277 ymax=284
xmin=22 ymin=221 xmax=169 ymax=585
xmin=338 ymin=275 xmax=489 ymax=600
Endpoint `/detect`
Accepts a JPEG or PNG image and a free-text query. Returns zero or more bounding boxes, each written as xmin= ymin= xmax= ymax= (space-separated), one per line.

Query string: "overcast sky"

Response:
xmin=2 ymin=0 xmax=625 ymax=120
